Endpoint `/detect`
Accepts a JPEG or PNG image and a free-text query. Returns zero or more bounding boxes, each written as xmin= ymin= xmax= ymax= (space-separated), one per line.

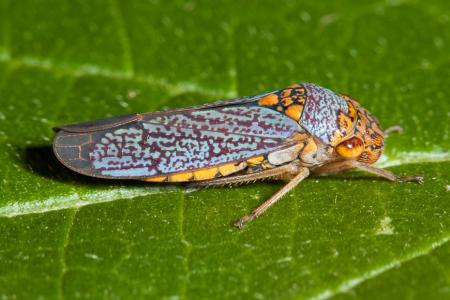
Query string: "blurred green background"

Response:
xmin=0 ymin=0 xmax=449 ymax=299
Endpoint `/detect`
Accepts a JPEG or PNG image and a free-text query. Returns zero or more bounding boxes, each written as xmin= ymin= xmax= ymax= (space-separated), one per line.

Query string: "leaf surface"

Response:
xmin=0 ymin=0 xmax=449 ymax=299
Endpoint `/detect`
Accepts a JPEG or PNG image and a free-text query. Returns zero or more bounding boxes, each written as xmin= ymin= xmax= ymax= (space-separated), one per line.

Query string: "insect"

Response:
xmin=53 ymin=83 xmax=422 ymax=228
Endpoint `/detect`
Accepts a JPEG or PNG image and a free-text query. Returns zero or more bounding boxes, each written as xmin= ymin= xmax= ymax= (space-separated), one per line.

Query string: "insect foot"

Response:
xmin=234 ymin=213 xmax=256 ymax=229
xmin=396 ymin=175 xmax=424 ymax=184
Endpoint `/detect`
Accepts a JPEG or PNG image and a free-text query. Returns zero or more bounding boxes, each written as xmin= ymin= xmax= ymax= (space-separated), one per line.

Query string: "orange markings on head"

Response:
xmin=285 ymin=105 xmax=303 ymax=121
xmin=276 ymin=105 xmax=283 ymax=111
xmin=358 ymin=131 xmax=384 ymax=163
xmin=337 ymin=94 xmax=384 ymax=164
xmin=258 ymin=94 xmax=279 ymax=106
xmin=358 ymin=150 xmax=382 ymax=164
xmin=347 ymin=101 xmax=358 ymax=121
xmin=370 ymin=121 xmax=384 ymax=137
xmin=336 ymin=137 xmax=364 ymax=158
xmin=371 ymin=134 xmax=384 ymax=147
xmin=337 ymin=112 xmax=351 ymax=130
xmin=341 ymin=94 xmax=361 ymax=106
xmin=341 ymin=94 xmax=362 ymax=121
xmin=355 ymin=115 xmax=365 ymax=134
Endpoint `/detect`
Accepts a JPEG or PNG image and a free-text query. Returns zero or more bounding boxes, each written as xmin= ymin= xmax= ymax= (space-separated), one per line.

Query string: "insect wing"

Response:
xmin=53 ymin=105 xmax=301 ymax=179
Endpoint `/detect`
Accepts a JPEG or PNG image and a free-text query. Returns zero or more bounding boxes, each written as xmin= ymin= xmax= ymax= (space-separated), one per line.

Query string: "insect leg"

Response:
xmin=234 ymin=167 xmax=310 ymax=229
xmin=190 ymin=162 xmax=300 ymax=187
xmin=312 ymin=160 xmax=354 ymax=174
xmin=314 ymin=160 xmax=423 ymax=183
xmin=384 ymin=125 xmax=403 ymax=137
xmin=354 ymin=162 xmax=423 ymax=183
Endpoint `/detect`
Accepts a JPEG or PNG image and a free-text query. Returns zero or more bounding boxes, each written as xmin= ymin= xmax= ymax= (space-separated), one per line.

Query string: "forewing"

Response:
xmin=53 ymin=91 xmax=271 ymax=133
xmin=53 ymin=105 xmax=302 ymax=179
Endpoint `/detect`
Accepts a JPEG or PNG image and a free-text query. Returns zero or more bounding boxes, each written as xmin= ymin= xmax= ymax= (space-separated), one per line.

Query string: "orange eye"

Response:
xmin=336 ymin=137 xmax=364 ymax=158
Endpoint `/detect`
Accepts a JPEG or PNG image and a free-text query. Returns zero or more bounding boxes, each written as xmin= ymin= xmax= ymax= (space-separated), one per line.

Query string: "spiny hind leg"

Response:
xmin=314 ymin=160 xmax=423 ymax=183
xmin=234 ymin=167 xmax=310 ymax=229
xmin=190 ymin=161 xmax=302 ymax=188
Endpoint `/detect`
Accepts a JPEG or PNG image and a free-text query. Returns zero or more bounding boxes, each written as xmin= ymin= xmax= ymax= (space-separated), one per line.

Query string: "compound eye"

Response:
xmin=336 ymin=137 xmax=364 ymax=158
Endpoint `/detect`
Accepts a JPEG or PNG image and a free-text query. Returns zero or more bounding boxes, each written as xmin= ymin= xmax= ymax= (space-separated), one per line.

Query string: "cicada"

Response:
xmin=53 ymin=83 xmax=422 ymax=228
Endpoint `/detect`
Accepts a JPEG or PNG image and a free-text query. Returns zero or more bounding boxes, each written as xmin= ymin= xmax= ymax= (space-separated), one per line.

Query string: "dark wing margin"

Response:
xmin=53 ymin=90 xmax=272 ymax=134
xmin=53 ymin=114 xmax=141 ymax=133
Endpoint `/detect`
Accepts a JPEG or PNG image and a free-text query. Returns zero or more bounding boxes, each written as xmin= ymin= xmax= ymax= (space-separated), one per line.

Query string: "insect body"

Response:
xmin=53 ymin=83 xmax=422 ymax=228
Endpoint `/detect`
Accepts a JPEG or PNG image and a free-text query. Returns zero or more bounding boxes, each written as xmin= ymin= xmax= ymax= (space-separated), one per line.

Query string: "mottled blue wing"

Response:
xmin=53 ymin=105 xmax=301 ymax=179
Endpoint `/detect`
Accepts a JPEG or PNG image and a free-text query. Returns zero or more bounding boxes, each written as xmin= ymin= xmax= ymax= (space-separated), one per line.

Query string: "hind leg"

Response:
xmin=190 ymin=161 xmax=302 ymax=187
xmin=234 ymin=167 xmax=310 ymax=229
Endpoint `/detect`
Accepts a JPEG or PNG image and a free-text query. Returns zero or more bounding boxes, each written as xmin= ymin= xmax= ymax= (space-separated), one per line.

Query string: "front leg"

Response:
xmin=353 ymin=162 xmax=423 ymax=183
xmin=314 ymin=160 xmax=423 ymax=183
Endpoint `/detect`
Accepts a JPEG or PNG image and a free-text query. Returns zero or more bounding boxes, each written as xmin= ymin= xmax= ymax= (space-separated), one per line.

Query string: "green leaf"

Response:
xmin=0 ymin=0 xmax=448 ymax=299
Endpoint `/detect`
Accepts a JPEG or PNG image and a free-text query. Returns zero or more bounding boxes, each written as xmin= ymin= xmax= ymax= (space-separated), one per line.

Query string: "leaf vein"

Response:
xmin=109 ymin=0 xmax=134 ymax=76
xmin=0 ymin=54 xmax=234 ymax=98
xmin=58 ymin=208 xmax=78 ymax=300
xmin=306 ymin=234 xmax=450 ymax=300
